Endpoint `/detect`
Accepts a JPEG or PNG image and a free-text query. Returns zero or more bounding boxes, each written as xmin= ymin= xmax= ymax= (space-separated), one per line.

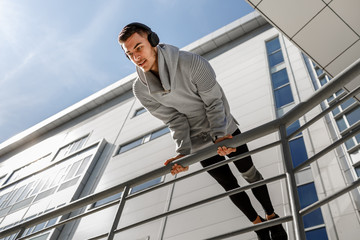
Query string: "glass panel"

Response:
xmin=75 ymin=156 xmax=92 ymax=176
xmin=274 ymin=85 xmax=294 ymax=108
xmin=134 ymin=107 xmax=147 ymax=116
xmin=331 ymin=107 xmax=340 ymax=116
xmin=94 ymin=192 xmax=122 ymax=208
xmin=305 ymin=227 xmax=328 ymax=240
xmin=298 ymin=182 xmax=319 ymax=208
xmin=289 ymin=137 xmax=308 ymax=168
xmin=268 ymin=51 xmax=284 ymax=67
xmin=315 ymin=68 xmax=323 ymax=76
xmin=287 ymin=120 xmax=301 ymax=137
xmin=119 ymin=138 xmax=143 ymax=153
xmin=266 ymin=37 xmax=281 ymax=54
xmin=346 ymin=106 xmax=360 ymax=126
xmin=336 ymin=118 xmax=347 ymax=132
xmin=303 ymin=208 xmax=325 ymax=228
xmin=355 ymin=133 xmax=360 ymax=143
xmin=150 ymin=127 xmax=170 ymax=140
xmin=64 ymin=160 xmax=82 ymax=181
xmin=340 ymin=98 xmax=356 ymax=110
xmin=319 ymin=76 xmax=327 ymax=86
xmin=271 ymin=68 xmax=289 ymax=89
xmin=130 ymin=177 xmax=162 ymax=194
xmin=355 ymin=166 xmax=360 ymax=177
xmin=344 ymin=139 xmax=355 ymax=149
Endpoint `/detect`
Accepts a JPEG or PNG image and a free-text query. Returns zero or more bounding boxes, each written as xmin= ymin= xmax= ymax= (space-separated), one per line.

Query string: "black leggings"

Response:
xmin=200 ymin=129 xmax=274 ymax=222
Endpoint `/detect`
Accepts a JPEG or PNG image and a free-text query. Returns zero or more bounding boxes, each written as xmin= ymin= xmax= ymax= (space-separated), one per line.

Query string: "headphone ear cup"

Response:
xmin=148 ymin=32 xmax=159 ymax=47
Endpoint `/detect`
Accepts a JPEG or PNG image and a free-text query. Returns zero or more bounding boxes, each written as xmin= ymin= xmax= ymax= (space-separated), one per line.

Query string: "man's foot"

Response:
xmin=266 ymin=213 xmax=288 ymax=240
xmin=254 ymin=216 xmax=271 ymax=240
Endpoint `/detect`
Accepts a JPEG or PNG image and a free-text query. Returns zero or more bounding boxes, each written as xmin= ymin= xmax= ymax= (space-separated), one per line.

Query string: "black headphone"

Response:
xmin=125 ymin=22 xmax=160 ymax=47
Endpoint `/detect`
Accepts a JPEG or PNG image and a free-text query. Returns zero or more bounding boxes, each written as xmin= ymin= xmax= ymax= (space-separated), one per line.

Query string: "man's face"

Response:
xmin=122 ymin=32 xmax=158 ymax=73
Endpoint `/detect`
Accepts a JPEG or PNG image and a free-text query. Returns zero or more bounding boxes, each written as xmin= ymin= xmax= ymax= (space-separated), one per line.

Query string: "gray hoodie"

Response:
xmin=133 ymin=44 xmax=238 ymax=155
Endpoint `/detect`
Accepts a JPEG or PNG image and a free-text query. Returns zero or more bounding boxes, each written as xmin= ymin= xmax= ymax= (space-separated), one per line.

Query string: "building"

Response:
xmin=0 ymin=10 xmax=359 ymax=240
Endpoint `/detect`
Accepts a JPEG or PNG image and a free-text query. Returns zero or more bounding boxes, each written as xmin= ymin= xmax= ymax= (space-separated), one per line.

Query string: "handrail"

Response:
xmin=0 ymin=57 xmax=359 ymax=239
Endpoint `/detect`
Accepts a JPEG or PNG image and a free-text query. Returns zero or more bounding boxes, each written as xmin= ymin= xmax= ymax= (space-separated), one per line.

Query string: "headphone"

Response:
xmin=124 ymin=22 xmax=160 ymax=47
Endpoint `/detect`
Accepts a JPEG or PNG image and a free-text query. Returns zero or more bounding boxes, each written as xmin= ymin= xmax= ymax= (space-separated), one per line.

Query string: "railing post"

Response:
xmin=279 ymin=124 xmax=306 ymax=240
xmin=107 ymin=186 xmax=130 ymax=240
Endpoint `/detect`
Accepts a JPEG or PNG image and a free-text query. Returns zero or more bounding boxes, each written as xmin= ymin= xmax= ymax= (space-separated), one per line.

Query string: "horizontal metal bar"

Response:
xmin=127 ymin=140 xmax=281 ymax=200
xmin=112 ymin=174 xmax=286 ymax=236
xmin=294 ymin=123 xmax=360 ymax=172
xmin=300 ymin=178 xmax=360 ymax=216
xmin=205 ymin=215 xmax=293 ymax=240
xmin=17 ymin=199 xmax=121 ymax=240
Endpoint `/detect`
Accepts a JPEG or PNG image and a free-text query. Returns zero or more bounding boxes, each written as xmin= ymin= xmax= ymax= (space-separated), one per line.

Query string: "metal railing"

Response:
xmin=1 ymin=58 xmax=360 ymax=240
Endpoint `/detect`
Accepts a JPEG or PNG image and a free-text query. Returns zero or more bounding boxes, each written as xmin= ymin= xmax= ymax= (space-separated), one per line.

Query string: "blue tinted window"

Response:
xmin=346 ymin=106 xmax=360 ymax=126
xmin=336 ymin=118 xmax=347 ymax=132
xmin=344 ymin=139 xmax=355 ymax=149
xmin=356 ymin=133 xmax=360 ymax=143
xmin=266 ymin=37 xmax=281 ymax=54
xmin=305 ymin=227 xmax=328 ymax=240
xmin=274 ymin=85 xmax=294 ymax=108
xmin=287 ymin=121 xmax=301 ymax=136
xmin=134 ymin=107 xmax=147 ymax=117
xmin=130 ymin=177 xmax=162 ymax=194
xmin=94 ymin=192 xmax=122 ymax=208
xmin=316 ymin=68 xmax=323 ymax=76
xmin=355 ymin=166 xmax=360 ymax=177
xmin=298 ymin=182 xmax=318 ymax=208
xmin=319 ymin=76 xmax=327 ymax=86
xmin=272 ymin=68 xmax=289 ymax=89
xmin=268 ymin=51 xmax=284 ymax=67
xmin=341 ymin=98 xmax=356 ymax=110
xmin=332 ymin=107 xmax=340 ymax=116
xmin=289 ymin=137 xmax=308 ymax=168
xmin=303 ymin=208 xmax=325 ymax=228
xmin=298 ymin=183 xmax=325 ymax=228
xmin=119 ymin=138 xmax=143 ymax=153
xmin=150 ymin=127 xmax=170 ymax=140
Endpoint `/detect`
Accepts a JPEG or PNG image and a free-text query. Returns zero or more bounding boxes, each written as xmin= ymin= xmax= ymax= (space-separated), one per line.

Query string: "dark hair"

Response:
xmin=118 ymin=22 xmax=152 ymax=44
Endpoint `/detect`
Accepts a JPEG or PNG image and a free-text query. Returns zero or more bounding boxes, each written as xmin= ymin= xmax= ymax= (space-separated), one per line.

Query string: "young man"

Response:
xmin=118 ymin=22 xmax=287 ymax=240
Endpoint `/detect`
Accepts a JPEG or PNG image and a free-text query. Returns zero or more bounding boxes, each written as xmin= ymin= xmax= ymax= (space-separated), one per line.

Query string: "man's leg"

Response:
xmin=200 ymin=155 xmax=259 ymax=222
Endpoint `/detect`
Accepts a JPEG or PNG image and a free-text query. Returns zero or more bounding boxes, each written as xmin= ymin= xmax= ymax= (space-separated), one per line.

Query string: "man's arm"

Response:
xmin=190 ymin=54 xmax=236 ymax=155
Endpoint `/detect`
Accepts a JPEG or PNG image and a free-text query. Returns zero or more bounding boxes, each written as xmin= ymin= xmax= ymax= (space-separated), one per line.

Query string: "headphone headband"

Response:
xmin=125 ymin=22 xmax=159 ymax=47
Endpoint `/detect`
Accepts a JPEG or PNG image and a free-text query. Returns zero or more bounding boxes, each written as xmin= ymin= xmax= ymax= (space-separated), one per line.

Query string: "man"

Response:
xmin=118 ymin=22 xmax=287 ymax=240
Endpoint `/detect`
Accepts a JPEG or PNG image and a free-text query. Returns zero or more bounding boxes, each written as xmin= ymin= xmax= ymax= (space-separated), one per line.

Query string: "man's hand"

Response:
xmin=215 ymin=135 xmax=236 ymax=156
xmin=164 ymin=154 xmax=189 ymax=175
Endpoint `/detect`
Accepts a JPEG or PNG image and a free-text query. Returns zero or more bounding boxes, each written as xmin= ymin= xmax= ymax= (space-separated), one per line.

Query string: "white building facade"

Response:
xmin=0 ymin=12 xmax=359 ymax=240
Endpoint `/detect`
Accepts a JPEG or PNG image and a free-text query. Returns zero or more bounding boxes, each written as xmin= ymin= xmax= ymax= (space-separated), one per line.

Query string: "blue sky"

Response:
xmin=0 ymin=0 xmax=254 ymax=144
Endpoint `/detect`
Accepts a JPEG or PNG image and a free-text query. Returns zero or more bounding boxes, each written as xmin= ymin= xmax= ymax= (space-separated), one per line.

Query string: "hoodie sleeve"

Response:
xmin=133 ymin=79 xmax=192 ymax=155
xmin=190 ymin=54 xmax=227 ymax=140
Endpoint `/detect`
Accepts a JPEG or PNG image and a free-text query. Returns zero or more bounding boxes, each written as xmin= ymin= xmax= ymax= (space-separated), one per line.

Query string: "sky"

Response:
xmin=0 ymin=0 xmax=254 ymax=144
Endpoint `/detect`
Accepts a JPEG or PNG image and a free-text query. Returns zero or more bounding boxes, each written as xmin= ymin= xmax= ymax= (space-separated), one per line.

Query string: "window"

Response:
xmin=150 ymin=127 xmax=170 ymax=140
xmin=4 ymin=155 xmax=50 ymax=185
xmin=290 ymin=137 xmax=308 ymax=168
xmin=0 ymin=147 xmax=97 ymax=219
xmin=298 ymin=182 xmax=327 ymax=239
xmin=93 ymin=192 xmax=122 ymax=208
xmin=133 ymin=107 xmax=147 ymax=117
xmin=266 ymin=37 xmax=294 ymax=110
xmin=118 ymin=138 xmax=143 ymax=154
xmin=130 ymin=177 xmax=162 ymax=194
xmin=118 ymin=127 xmax=170 ymax=154
xmin=54 ymin=135 xmax=89 ymax=161
xmin=274 ymin=85 xmax=294 ymax=108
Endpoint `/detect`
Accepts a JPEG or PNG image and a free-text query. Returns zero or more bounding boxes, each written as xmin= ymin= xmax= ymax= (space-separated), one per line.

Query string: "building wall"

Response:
xmin=0 ymin=17 xmax=359 ymax=240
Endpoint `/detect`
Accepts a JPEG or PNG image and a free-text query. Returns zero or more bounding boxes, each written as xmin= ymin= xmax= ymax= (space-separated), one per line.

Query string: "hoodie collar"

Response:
xmin=136 ymin=44 xmax=179 ymax=94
